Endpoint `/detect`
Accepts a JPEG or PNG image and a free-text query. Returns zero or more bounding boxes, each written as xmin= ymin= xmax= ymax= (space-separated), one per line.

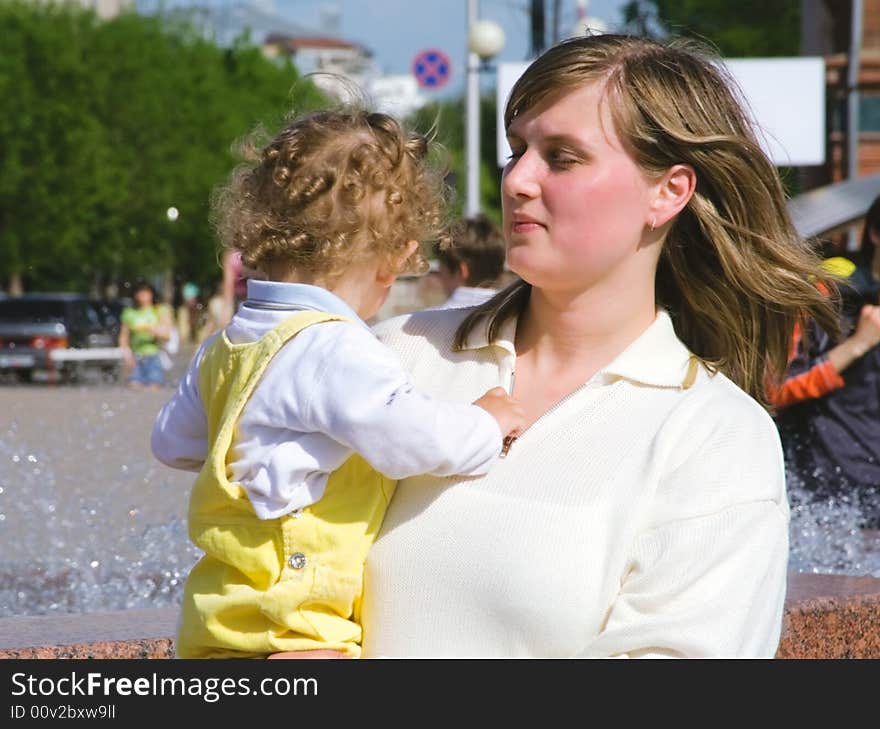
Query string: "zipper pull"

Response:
xmin=500 ymin=434 xmax=517 ymax=457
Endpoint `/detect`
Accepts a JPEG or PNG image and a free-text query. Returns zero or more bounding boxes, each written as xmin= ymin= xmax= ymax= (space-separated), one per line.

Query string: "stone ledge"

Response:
xmin=1 ymin=572 xmax=878 ymax=659
xmin=0 ymin=607 xmax=177 ymax=659
xmin=777 ymin=572 xmax=880 ymax=658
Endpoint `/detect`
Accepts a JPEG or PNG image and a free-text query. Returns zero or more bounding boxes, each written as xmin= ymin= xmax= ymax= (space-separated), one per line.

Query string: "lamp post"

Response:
xmin=465 ymin=0 xmax=505 ymax=217
xmin=164 ymin=206 xmax=179 ymax=305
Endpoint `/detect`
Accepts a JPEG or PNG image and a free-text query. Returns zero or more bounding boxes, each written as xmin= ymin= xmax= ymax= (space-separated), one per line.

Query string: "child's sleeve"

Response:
xmin=300 ymin=327 xmax=503 ymax=480
xmin=150 ymin=339 xmax=211 ymax=471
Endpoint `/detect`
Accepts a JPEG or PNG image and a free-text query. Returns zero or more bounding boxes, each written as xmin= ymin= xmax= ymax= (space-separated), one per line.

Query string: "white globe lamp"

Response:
xmin=469 ymin=20 xmax=505 ymax=60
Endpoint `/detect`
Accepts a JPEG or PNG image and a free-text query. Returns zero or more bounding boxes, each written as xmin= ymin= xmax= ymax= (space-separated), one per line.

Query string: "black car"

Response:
xmin=89 ymin=297 xmax=132 ymax=341
xmin=0 ymin=293 xmax=122 ymax=383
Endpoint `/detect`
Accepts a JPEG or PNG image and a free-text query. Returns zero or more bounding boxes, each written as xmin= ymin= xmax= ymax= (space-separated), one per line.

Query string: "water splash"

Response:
xmin=787 ymin=468 xmax=880 ymax=576
xmin=1 ymin=383 xmax=880 ymax=618
xmin=0 ymin=386 xmax=202 ymax=617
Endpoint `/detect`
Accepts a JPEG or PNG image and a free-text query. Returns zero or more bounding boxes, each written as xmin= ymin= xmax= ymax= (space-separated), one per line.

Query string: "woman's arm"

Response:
xmin=583 ymin=501 xmax=788 ymax=658
xmin=152 ymin=304 xmax=174 ymax=343
xmin=581 ymin=395 xmax=789 ymax=658
xmin=118 ymin=321 xmax=134 ymax=372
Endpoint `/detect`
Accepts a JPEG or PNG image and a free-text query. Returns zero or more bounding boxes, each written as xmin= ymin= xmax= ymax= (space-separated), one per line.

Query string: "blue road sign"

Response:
xmin=412 ymin=48 xmax=452 ymax=90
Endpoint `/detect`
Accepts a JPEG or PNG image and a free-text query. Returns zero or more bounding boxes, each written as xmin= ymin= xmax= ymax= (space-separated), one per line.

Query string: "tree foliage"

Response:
xmin=622 ymin=0 xmax=800 ymax=57
xmin=407 ymin=93 xmax=504 ymax=229
xmin=0 ymin=1 xmax=324 ymax=294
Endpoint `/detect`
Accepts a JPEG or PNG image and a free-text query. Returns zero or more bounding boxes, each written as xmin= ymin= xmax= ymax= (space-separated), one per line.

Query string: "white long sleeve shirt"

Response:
xmin=151 ymin=280 xmax=502 ymax=519
xmin=361 ymin=306 xmax=790 ymax=658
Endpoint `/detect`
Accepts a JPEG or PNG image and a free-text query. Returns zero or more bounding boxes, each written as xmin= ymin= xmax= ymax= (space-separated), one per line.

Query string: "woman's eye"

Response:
xmin=548 ymin=151 xmax=576 ymax=167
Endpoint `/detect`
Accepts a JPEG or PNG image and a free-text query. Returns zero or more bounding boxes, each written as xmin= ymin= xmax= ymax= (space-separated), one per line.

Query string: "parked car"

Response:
xmin=89 ymin=297 xmax=132 ymax=341
xmin=0 ymin=293 xmax=122 ymax=383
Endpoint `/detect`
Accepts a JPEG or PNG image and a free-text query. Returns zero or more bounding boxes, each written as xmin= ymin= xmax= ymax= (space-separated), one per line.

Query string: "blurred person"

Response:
xmin=222 ymin=249 xmax=251 ymax=313
xmin=771 ymin=196 xmax=880 ymax=527
xmin=433 ymin=214 xmax=506 ymax=309
xmin=150 ymin=105 xmax=524 ymax=659
xmin=118 ymin=281 xmax=173 ymax=390
xmin=353 ymin=34 xmax=841 ymax=658
xmin=197 ymin=280 xmax=234 ymax=342
xmin=178 ymin=281 xmax=200 ymax=345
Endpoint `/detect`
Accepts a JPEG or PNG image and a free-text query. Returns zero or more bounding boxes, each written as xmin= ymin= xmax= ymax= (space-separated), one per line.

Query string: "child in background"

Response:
xmin=434 ymin=214 xmax=507 ymax=309
xmin=151 ymin=106 xmax=524 ymax=658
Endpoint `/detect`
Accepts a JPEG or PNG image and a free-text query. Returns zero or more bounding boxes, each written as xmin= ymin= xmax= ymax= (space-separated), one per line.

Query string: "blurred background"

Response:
xmin=3 ymin=0 xmax=880 ymax=619
xmin=5 ymin=0 xmax=875 ymax=303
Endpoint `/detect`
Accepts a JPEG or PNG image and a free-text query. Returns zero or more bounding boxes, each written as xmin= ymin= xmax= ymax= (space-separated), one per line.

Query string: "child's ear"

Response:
xmin=377 ymin=240 xmax=419 ymax=287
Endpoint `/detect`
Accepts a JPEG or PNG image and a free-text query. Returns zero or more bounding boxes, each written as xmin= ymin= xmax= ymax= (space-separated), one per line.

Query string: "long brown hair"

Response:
xmin=455 ymin=34 xmax=840 ymax=408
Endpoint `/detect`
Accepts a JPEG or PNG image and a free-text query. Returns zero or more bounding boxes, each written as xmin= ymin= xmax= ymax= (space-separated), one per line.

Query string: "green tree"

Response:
xmin=0 ymin=1 xmax=324 ymax=294
xmin=622 ymin=0 xmax=801 ymax=57
xmin=620 ymin=1 xmax=803 ymax=196
xmin=408 ymin=93 xmax=504 ymax=229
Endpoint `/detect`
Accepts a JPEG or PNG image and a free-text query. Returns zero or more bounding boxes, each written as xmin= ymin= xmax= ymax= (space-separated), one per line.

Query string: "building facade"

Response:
xmin=802 ymin=0 xmax=880 ymax=186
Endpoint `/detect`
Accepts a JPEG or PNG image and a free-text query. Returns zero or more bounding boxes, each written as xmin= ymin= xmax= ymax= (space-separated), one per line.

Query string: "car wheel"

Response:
xmin=14 ymin=369 xmax=33 ymax=384
xmin=102 ymin=364 xmax=121 ymax=384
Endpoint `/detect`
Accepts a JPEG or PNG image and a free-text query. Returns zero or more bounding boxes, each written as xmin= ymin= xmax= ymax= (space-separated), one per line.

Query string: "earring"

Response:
xmin=650 ymin=216 xmax=656 ymax=231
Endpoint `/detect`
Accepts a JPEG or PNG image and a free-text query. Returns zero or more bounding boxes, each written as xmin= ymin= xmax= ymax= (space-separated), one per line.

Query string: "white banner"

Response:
xmin=496 ymin=57 xmax=826 ymax=167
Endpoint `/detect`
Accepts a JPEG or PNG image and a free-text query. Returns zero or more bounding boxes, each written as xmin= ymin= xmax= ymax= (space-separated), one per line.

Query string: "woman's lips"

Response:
xmin=511 ymin=220 xmax=544 ymax=233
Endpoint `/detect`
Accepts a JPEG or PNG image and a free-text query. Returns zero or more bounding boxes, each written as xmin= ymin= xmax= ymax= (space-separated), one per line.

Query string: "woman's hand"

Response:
xmin=473 ymin=386 xmax=526 ymax=440
xmin=267 ymin=650 xmax=348 ymax=659
xmin=121 ymin=347 xmax=134 ymax=369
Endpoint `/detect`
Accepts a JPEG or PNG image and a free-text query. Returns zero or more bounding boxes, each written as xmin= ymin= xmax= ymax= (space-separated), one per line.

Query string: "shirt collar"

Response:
xmin=244 ymin=280 xmax=369 ymax=331
xmin=444 ymin=286 xmax=499 ymax=309
xmin=459 ymin=308 xmax=697 ymax=389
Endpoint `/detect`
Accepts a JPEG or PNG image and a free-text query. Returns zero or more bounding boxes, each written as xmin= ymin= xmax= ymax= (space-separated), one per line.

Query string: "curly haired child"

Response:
xmin=151 ymin=106 xmax=524 ymax=659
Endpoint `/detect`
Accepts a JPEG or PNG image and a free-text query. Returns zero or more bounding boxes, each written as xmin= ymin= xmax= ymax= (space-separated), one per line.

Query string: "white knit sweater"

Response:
xmin=361 ymin=306 xmax=790 ymax=658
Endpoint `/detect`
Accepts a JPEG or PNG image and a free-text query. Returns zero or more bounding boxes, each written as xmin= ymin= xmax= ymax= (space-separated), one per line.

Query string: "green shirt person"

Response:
xmin=118 ymin=282 xmax=172 ymax=389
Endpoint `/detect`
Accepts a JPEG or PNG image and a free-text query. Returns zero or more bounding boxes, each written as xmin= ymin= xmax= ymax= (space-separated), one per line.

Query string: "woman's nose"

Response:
xmin=502 ymin=154 xmax=540 ymax=199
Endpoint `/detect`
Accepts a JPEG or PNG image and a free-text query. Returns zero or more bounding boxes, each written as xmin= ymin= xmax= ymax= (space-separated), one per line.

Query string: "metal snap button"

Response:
xmin=288 ymin=552 xmax=307 ymax=570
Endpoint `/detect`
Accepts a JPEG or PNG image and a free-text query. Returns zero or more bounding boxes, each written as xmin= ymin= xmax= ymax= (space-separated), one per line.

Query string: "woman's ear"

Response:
xmin=649 ymin=164 xmax=696 ymax=230
xmin=377 ymin=240 xmax=419 ymax=287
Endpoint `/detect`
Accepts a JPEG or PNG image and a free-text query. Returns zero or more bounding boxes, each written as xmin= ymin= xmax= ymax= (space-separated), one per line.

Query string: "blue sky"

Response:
xmin=147 ymin=1 xmax=632 ymax=97
xmin=278 ymin=0 xmax=631 ymax=96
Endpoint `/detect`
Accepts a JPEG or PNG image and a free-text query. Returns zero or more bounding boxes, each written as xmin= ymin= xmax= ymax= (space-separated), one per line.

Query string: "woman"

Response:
xmin=118 ymin=281 xmax=173 ymax=390
xmin=352 ymin=34 xmax=840 ymax=658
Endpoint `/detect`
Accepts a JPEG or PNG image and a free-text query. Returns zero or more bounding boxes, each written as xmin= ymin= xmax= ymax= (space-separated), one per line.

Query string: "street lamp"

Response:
xmin=164 ymin=206 xmax=180 ymax=305
xmin=465 ymin=1 xmax=505 ymax=217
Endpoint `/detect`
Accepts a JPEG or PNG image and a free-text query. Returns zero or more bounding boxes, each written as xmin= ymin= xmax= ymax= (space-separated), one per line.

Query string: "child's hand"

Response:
xmin=473 ymin=387 xmax=525 ymax=440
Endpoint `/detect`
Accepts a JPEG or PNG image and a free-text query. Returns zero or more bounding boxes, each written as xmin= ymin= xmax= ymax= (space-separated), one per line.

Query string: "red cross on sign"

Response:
xmin=412 ymin=48 xmax=452 ymax=90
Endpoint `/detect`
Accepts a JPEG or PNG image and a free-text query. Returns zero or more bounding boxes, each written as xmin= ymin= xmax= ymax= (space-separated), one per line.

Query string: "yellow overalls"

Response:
xmin=176 ymin=311 xmax=396 ymax=658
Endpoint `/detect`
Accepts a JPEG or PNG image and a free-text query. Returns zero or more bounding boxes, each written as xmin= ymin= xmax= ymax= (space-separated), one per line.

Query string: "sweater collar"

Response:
xmin=459 ymin=308 xmax=698 ymax=390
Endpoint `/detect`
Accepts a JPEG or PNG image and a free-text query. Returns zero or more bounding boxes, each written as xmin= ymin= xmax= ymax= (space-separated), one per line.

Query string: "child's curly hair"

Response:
xmin=212 ymin=106 xmax=450 ymax=283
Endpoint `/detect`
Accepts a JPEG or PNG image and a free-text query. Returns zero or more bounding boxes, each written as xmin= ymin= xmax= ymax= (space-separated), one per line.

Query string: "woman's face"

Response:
xmin=134 ymin=288 xmax=154 ymax=308
xmin=501 ymin=81 xmax=659 ymax=295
